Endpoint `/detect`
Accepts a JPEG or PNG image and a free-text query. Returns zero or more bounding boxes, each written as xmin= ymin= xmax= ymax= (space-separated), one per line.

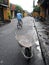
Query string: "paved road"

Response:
xmin=0 ymin=17 xmax=44 ymax=65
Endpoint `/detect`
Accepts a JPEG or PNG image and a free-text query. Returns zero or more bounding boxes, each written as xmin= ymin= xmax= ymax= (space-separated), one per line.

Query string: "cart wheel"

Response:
xmin=25 ymin=47 xmax=31 ymax=57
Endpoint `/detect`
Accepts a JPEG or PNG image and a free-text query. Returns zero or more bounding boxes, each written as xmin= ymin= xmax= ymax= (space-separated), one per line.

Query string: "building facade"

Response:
xmin=38 ymin=0 xmax=49 ymax=19
xmin=23 ymin=10 xmax=28 ymax=17
xmin=10 ymin=4 xmax=16 ymax=19
xmin=0 ymin=0 xmax=10 ymax=23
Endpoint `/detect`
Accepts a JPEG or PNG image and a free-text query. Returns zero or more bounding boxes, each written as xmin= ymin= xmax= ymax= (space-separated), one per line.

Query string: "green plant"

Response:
xmin=33 ymin=5 xmax=40 ymax=14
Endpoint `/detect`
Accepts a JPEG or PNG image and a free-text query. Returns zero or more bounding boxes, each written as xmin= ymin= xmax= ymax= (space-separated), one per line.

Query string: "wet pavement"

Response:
xmin=0 ymin=17 xmax=45 ymax=65
xmin=34 ymin=19 xmax=49 ymax=65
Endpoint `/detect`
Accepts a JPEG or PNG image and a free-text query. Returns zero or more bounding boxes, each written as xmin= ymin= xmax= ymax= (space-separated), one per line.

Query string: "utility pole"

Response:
xmin=33 ymin=0 xmax=35 ymax=8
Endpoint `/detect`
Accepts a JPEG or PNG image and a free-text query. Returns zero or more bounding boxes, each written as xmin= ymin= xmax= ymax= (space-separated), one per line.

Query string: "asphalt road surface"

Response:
xmin=0 ymin=16 xmax=44 ymax=65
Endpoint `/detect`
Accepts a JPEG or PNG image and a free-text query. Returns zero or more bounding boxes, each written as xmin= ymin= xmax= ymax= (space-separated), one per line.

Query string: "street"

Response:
xmin=0 ymin=16 xmax=45 ymax=65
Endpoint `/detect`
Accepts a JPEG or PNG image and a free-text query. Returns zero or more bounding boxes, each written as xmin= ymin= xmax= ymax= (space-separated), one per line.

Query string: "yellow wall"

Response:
xmin=24 ymin=12 xmax=28 ymax=17
xmin=3 ymin=8 xmax=8 ymax=20
xmin=40 ymin=6 xmax=45 ymax=17
xmin=3 ymin=8 xmax=10 ymax=20
xmin=32 ymin=12 xmax=39 ymax=17
xmin=40 ymin=11 xmax=45 ymax=17
xmin=3 ymin=0 xmax=10 ymax=21
xmin=38 ymin=3 xmax=45 ymax=18
xmin=32 ymin=7 xmax=45 ymax=18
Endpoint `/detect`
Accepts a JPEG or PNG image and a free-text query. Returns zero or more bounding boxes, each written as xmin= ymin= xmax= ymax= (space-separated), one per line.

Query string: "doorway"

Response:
xmin=0 ymin=7 xmax=4 ymax=21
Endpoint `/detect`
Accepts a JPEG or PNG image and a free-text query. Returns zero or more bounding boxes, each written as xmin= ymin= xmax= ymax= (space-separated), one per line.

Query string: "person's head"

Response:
xmin=18 ymin=10 xmax=20 ymax=13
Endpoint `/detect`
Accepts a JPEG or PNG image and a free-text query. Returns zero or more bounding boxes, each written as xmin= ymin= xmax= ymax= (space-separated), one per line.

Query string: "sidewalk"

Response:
xmin=0 ymin=20 xmax=11 ymax=27
xmin=0 ymin=21 xmax=5 ymax=27
xmin=34 ymin=20 xmax=49 ymax=65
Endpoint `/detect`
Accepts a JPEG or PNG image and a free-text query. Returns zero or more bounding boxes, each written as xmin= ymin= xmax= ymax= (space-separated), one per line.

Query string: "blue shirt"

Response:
xmin=17 ymin=13 xmax=22 ymax=20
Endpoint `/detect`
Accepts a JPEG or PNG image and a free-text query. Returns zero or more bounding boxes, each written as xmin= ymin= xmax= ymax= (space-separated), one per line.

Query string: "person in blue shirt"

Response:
xmin=17 ymin=10 xmax=23 ymax=24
